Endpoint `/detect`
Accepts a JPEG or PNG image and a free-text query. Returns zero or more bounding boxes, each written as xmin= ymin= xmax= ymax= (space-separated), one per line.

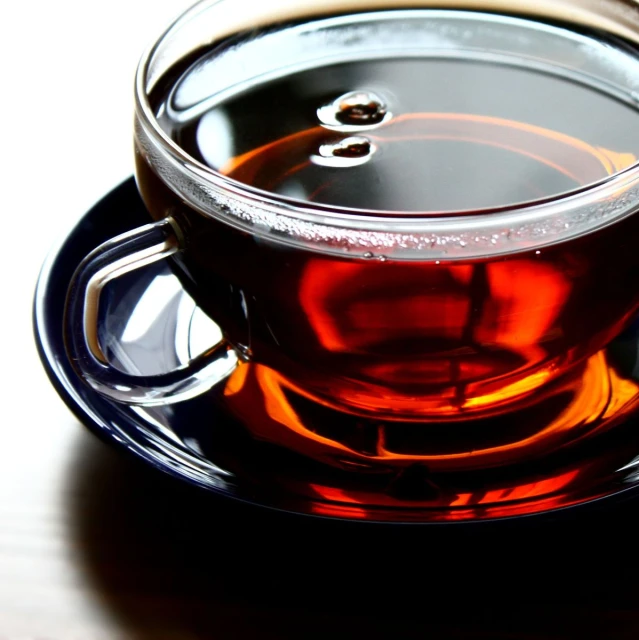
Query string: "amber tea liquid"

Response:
xmin=136 ymin=10 xmax=639 ymax=470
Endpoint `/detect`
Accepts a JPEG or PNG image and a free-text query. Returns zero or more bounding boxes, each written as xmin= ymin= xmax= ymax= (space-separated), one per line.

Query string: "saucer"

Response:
xmin=34 ymin=178 xmax=639 ymax=523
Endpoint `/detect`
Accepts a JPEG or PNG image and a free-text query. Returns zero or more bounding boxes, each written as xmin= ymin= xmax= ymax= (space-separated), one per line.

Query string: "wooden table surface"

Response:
xmin=5 ymin=1 xmax=639 ymax=637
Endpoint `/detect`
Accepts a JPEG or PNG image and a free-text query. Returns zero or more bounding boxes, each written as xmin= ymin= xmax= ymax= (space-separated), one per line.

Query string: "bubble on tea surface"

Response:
xmin=311 ymin=136 xmax=376 ymax=168
xmin=317 ymin=90 xmax=391 ymax=132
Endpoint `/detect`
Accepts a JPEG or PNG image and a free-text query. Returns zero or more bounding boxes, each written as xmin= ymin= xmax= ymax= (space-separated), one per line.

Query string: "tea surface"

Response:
xmin=155 ymin=11 xmax=639 ymax=212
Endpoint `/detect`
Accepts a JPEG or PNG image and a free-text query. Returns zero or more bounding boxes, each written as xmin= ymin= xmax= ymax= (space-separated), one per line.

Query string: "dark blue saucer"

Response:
xmin=34 ymin=178 xmax=639 ymax=524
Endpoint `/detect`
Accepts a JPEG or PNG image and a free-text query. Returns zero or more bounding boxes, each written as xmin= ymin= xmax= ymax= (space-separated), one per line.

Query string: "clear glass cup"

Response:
xmin=66 ymin=0 xmax=639 ymax=477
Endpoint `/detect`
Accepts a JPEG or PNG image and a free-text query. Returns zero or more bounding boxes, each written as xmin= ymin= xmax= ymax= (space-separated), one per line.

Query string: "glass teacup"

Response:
xmin=66 ymin=0 xmax=639 ymax=480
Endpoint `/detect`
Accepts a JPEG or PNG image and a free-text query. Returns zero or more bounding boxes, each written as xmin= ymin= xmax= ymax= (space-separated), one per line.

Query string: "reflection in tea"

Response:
xmin=156 ymin=16 xmax=639 ymax=211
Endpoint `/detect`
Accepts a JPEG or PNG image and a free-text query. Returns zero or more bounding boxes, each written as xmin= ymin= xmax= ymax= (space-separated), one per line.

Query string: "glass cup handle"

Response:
xmin=64 ymin=217 xmax=238 ymax=406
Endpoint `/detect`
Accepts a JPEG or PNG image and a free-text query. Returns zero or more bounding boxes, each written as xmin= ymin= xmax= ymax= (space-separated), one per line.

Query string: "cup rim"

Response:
xmin=133 ymin=1 xmax=639 ymax=259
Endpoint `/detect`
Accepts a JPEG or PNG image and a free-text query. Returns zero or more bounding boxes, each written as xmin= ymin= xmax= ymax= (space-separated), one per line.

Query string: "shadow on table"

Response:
xmin=67 ymin=434 xmax=639 ymax=639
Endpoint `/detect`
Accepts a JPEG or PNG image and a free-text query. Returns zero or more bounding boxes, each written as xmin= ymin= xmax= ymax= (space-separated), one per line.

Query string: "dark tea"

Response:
xmin=135 ymin=9 xmax=639 ymax=468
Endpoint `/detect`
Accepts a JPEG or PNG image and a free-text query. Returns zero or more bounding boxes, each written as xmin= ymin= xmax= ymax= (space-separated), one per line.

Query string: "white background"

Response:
xmin=0 ymin=1 xmax=193 ymax=636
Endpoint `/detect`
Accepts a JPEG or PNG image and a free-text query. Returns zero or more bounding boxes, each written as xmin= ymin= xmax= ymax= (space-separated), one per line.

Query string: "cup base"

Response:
xmin=213 ymin=346 xmax=639 ymax=519
xmin=220 ymin=350 xmax=639 ymax=473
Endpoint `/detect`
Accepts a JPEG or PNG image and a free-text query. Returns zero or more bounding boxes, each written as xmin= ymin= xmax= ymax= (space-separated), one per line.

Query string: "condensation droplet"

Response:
xmin=363 ymin=251 xmax=374 ymax=259
xmin=237 ymin=343 xmax=253 ymax=361
xmin=377 ymin=255 xmax=387 ymax=262
xmin=311 ymin=136 xmax=376 ymax=168
xmin=317 ymin=90 xmax=392 ymax=131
